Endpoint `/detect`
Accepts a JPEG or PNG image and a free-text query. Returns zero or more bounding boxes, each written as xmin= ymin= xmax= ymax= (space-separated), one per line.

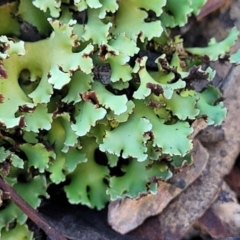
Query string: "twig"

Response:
xmin=0 ymin=176 xmax=67 ymax=240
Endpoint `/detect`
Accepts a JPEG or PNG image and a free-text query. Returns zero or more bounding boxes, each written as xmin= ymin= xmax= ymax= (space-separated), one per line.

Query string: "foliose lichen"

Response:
xmin=0 ymin=0 xmax=238 ymax=237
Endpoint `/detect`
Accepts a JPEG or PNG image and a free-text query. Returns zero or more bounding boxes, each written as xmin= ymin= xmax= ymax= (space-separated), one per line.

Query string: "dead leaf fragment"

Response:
xmin=196 ymin=207 xmax=233 ymax=238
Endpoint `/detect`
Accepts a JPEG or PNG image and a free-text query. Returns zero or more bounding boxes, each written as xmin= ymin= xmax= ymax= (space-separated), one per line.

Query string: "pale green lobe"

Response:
xmin=89 ymin=119 xmax=109 ymax=143
xmin=26 ymin=20 xmax=94 ymax=101
xmin=92 ymin=81 xmax=128 ymax=115
xmin=186 ymin=27 xmax=239 ymax=61
xmin=65 ymin=137 xmax=110 ymax=210
xmin=45 ymin=114 xmax=84 ymax=181
xmin=230 ymin=49 xmax=240 ymax=64
xmin=98 ymin=0 xmax=118 ymax=19
xmin=65 ymin=148 xmax=87 ymax=173
xmin=46 ymin=116 xmax=79 ymax=183
xmin=160 ymin=91 xmax=199 ymax=120
xmin=47 ymin=115 xmax=73 ymax=153
xmin=1 ymin=223 xmax=33 ymax=240
xmin=48 ymin=65 xmax=71 ymax=90
xmin=0 ymin=36 xmax=25 ymax=58
xmin=99 ymin=114 xmax=152 ymax=161
xmin=0 ymin=117 xmax=23 ymax=129
xmin=170 ymin=52 xmax=189 ymax=78
xmin=108 ymin=33 xmax=139 ymax=57
xmin=107 ymin=100 xmax=135 ymax=124
xmin=133 ymin=57 xmax=185 ymax=100
xmin=0 ymin=20 xmax=93 ymax=129
xmin=110 ymin=81 xmax=129 ymax=91
xmin=58 ymin=113 xmax=79 ymax=152
xmin=23 ymin=131 xmax=38 ymax=144
xmin=108 ymin=158 xmax=172 ymax=200
xmin=113 ymin=0 xmax=165 ymax=42
xmin=0 ymin=147 xmax=24 ymax=169
xmin=171 ymin=154 xmax=192 ymax=168
xmin=101 ymin=34 xmax=138 ymax=82
xmin=48 ymin=152 xmax=66 ymax=184
xmin=0 ymin=46 xmax=35 ymax=128
xmin=28 ymin=74 xmax=53 ymax=104
xmin=86 ymin=0 xmax=102 ymax=8
xmin=74 ymin=0 xmax=88 ymax=11
xmin=106 ymin=152 xmax=119 ymax=167
xmin=152 ymin=120 xmax=193 ymax=156
xmin=20 ymin=143 xmax=55 ymax=173
xmin=21 ymin=104 xmax=53 ymax=133
xmin=160 ymin=0 xmax=194 ymax=27
xmin=134 ymin=100 xmax=193 ymax=156
xmin=0 ymin=147 xmax=11 ymax=163
xmin=72 ymin=101 xmax=107 ymax=136
xmin=196 ymin=86 xmax=227 ymax=125
xmin=205 ymin=67 xmax=216 ymax=81
xmin=82 ymin=8 xmax=112 ymax=45
xmin=107 ymin=54 xmax=132 ymax=82
xmin=62 ymin=71 xmax=93 ymax=104
xmin=133 ymin=57 xmax=157 ymax=99
xmin=32 ymin=0 xmax=61 ymax=17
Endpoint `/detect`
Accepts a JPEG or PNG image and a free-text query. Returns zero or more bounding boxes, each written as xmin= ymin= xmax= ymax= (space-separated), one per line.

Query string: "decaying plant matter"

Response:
xmin=0 ymin=0 xmax=238 ymax=238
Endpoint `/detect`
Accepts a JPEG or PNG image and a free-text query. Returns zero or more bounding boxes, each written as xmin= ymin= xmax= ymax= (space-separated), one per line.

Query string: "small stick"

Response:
xmin=0 ymin=176 xmax=67 ymax=240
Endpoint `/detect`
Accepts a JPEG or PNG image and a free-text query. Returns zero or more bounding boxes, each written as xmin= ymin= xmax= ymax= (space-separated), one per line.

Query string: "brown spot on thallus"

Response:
xmin=0 ymin=64 xmax=7 ymax=79
xmin=0 ymin=94 xmax=4 ymax=103
xmin=157 ymin=58 xmax=180 ymax=79
xmin=99 ymin=45 xmax=116 ymax=60
xmin=99 ymin=45 xmax=108 ymax=60
xmin=19 ymin=116 xmax=26 ymax=128
xmin=143 ymin=131 xmax=154 ymax=141
xmin=58 ymin=66 xmax=64 ymax=72
xmin=184 ymin=65 xmax=208 ymax=81
xmin=146 ymin=83 xmax=163 ymax=96
xmin=2 ymin=42 xmax=10 ymax=52
xmin=82 ymin=49 xmax=93 ymax=58
xmin=219 ymin=54 xmax=230 ymax=65
xmin=136 ymin=57 xmax=141 ymax=63
xmin=201 ymin=55 xmax=210 ymax=63
xmin=81 ymin=91 xmax=99 ymax=105
xmin=138 ymin=31 xmax=143 ymax=40
xmin=19 ymin=105 xmax=36 ymax=113
xmin=158 ymin=57 xmax=168 ymax=70
xmin=148 ymin=100 xmax=165 ymax=109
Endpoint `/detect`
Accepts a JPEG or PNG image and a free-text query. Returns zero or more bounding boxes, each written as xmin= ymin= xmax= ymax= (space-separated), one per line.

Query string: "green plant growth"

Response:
xmin=0 ymin=0 xmax=238 ymax=237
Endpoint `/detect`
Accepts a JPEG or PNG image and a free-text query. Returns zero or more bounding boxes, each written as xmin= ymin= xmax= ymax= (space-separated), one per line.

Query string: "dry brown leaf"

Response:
xmin=213 ymin=202 xmax=240 ymax=235
xmin=196 ymin=207 xmax=233 ymax=239
xmin=195 ymin=182 xmax=239 ymax=238
xmin=225 ymin=166 xmax=240 ymax=198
